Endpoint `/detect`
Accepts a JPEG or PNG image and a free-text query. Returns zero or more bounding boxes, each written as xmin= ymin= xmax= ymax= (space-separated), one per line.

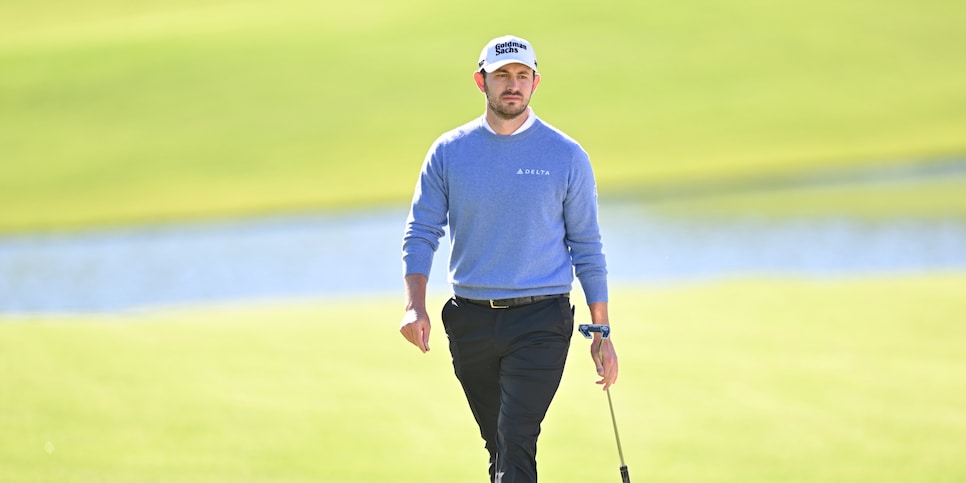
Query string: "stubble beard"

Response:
xmin=484 ymin=80 xmax=530 ymax=120
xmin=488 ymin=96 xmax=529 ymax=120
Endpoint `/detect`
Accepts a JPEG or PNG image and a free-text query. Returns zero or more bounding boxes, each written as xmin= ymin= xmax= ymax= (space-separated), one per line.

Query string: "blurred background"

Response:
xmin=2 ymin=0 xmax=965 ymax=232
xmin=1 ymin=1 xmax=964 ymax=481
xmin=2 ymin=0 xmax=964 ymax=311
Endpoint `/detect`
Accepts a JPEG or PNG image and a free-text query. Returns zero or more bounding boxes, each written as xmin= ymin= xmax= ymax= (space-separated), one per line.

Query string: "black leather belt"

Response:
xmin=456 ymin=293 xmax=568 ymax=309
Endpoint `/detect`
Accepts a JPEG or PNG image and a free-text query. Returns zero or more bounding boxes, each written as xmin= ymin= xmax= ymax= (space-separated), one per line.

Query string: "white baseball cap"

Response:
xmin=477 ymin=35 xmax=538 ymax=73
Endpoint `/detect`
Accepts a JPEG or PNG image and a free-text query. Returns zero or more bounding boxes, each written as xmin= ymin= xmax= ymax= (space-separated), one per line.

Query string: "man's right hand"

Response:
xmin=400 ymin=273 xmax=431 ymax=353
xmin=399 ymin=308 xmax=431 ymax=353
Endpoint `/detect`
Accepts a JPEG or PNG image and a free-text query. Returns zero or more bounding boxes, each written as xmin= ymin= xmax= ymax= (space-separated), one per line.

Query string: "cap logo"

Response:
xmin=494 ymin=41 xmax=528 ymax=56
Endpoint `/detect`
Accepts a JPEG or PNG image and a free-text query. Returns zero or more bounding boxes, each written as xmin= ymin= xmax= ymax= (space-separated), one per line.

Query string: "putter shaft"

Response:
xmin=606 ymin=384 xmax=630 ymax=482
xmin=598 ymin=333 xmax=631 ymax=482
xmin=606 ymin=387 xmax=627 ymax=467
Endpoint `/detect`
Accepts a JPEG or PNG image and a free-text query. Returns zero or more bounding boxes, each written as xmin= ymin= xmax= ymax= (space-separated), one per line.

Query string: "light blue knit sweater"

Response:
xmin=402 ymin=115 xmax=608 ymax=303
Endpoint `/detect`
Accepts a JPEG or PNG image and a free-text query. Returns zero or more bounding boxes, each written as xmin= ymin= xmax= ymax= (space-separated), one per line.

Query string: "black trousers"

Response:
xmin=441 ymin=296 xmax=574 ymax=483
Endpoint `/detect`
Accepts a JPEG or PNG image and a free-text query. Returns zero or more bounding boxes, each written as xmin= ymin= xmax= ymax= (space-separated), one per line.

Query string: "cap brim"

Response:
xmin=482 ymin=59 xmax=538 ymax=73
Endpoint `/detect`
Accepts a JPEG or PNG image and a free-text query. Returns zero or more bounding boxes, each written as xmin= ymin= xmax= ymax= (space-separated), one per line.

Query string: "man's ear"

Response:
xmin=532 ymin=73 xmax=541 ymax=93
xmin=474 ymin=71 xmax=486 ymax=93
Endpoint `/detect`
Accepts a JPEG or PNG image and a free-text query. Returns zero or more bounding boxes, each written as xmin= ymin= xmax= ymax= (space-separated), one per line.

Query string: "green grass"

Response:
xmin=2 ymin=276 xmax=965 ymax=482
xmin=1 ymin=0 xmax=965 ymax=231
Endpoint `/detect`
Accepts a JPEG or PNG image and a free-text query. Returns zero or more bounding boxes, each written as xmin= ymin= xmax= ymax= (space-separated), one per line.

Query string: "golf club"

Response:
xmin=578 ymin=324 xmax=631 ymax=483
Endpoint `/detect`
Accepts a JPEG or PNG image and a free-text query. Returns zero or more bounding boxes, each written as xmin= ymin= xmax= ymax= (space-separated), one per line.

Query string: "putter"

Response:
xmin=578 ymin=324 xmax=631 ymax=483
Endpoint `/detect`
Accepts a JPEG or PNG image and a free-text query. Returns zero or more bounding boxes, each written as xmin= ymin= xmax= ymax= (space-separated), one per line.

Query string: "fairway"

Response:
xmin=2 ymin=0 xmax=965 ymax=231
xmin=2 ymin=276 xmax=964 ymax=482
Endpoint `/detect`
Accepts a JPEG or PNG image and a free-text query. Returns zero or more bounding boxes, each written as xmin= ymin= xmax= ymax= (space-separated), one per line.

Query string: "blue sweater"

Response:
xmin=402 ymin=115 xmax=608 ymax=303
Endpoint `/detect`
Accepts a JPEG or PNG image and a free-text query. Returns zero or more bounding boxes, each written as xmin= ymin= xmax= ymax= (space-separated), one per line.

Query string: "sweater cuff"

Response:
xmin=578 ymin=273 xmax=608 ymax=304
xmin=402 ymin=251 xmax=434 ymax=278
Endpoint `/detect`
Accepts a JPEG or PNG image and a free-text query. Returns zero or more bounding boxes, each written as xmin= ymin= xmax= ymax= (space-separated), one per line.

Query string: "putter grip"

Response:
xmin=620 ymin=465 xmax=630 ymax=483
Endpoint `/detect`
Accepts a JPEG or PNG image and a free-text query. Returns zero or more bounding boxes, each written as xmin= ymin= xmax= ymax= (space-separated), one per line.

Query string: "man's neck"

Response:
xmin=485 ymin=107 xmax=530 ymax=136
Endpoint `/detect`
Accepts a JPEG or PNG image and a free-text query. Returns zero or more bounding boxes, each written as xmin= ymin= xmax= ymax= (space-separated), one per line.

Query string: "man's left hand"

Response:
xmin=591 ymin=337 xmax=618 ymax=390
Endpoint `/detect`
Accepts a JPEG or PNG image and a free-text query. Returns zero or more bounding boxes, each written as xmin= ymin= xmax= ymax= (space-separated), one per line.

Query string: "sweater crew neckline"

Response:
xmin=480 ymin=109 xmax=539 ymax=138
xmin=478 ymin=117 xmax=542 ymax=142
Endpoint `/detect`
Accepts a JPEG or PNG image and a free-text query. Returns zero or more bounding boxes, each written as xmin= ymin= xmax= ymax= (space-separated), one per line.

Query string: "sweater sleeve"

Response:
xmin=401 ymin=144 xmax=448 ymax=278
xmin=564 ymin=147 xmax=608 ymax=303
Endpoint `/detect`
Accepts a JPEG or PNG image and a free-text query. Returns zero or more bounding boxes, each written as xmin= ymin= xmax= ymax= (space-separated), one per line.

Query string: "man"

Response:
xmin=399 ymin=34 xmax=618 ymax=483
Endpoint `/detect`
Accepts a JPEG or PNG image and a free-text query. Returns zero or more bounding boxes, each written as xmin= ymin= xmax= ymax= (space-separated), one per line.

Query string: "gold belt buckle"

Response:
xmin=489 ymin=299 xmax=510 ymax=309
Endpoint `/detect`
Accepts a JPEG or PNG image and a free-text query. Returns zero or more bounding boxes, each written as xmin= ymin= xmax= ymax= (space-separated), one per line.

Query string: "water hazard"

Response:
xmin=2 ymin=203 xmax=965 ymax=314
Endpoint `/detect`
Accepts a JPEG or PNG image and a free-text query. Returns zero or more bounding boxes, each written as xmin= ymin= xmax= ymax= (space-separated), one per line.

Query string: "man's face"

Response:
xmin=477 ymin=63 xmax=540 ymax=120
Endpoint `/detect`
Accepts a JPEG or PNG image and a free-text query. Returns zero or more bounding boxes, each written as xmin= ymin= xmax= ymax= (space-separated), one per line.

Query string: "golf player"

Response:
xmin=399 ymin=34 xmax=619 ymax=483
